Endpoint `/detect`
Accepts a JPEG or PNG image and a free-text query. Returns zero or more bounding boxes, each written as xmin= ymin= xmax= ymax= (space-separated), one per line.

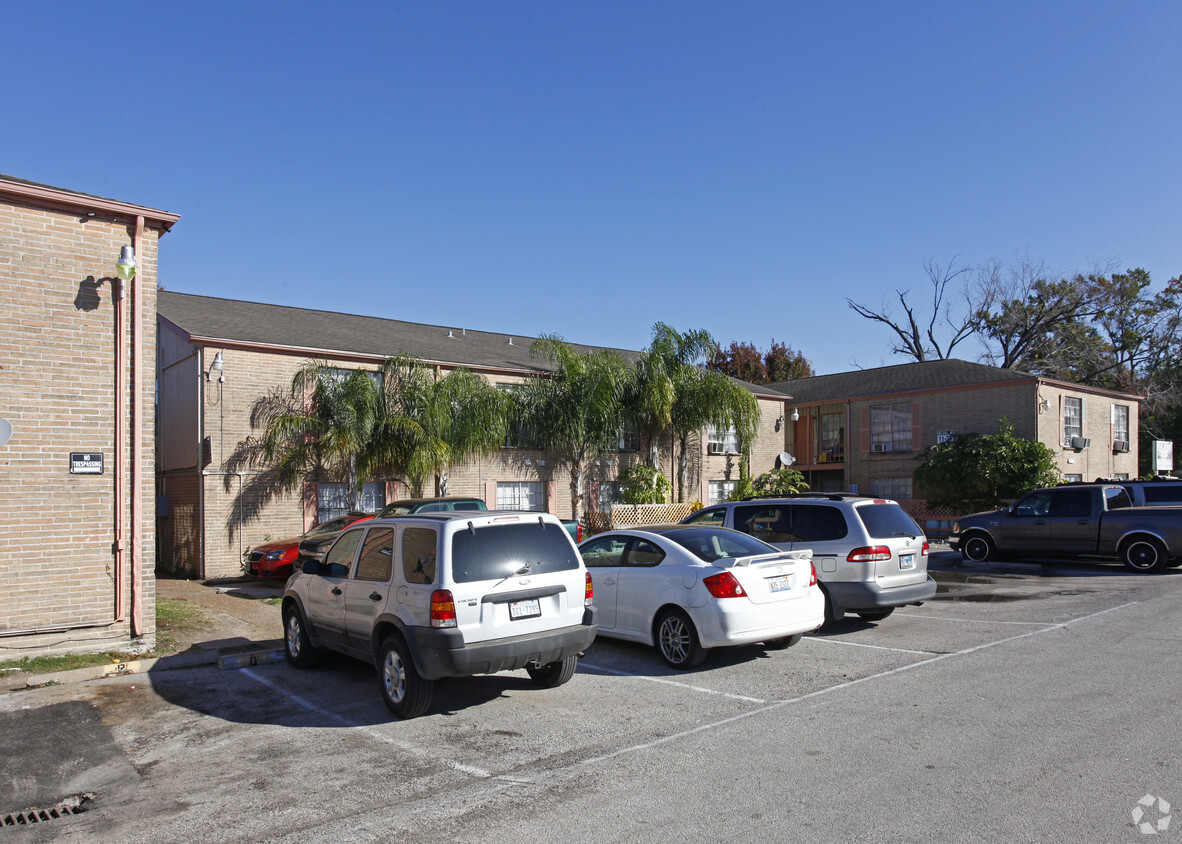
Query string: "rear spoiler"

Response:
xmin=729 ymin=549 xmax=812 ymax=567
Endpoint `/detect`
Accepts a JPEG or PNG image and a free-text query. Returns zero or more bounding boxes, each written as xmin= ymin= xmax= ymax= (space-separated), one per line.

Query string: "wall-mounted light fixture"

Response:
xmin=1039 ymin=397 xmax=1051 ymax=412
xmin=791 ymin=408 xmax=800 ymax=422
xmin=115 ymin=245 xmax=137 ymax=280
xmin=206 ymin=350 xmax=225 ymax=383
xmin=775 ymin=415 xmax=784 ymax=432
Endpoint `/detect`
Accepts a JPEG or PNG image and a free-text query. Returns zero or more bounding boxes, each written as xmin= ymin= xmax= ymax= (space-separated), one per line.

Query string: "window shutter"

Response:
xmin=1060 ymin=395 xmax=1067 ymax=447
xmin=911 ymin=402 xmax=922 ymax=452
xmin=484 ymin=481 xmax=497 ymax=507
xmin=860 ymin=406 xmax=870 ymax=453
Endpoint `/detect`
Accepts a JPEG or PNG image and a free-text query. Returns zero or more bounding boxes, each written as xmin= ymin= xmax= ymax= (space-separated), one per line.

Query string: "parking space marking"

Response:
xmin=240 ymin=668 xmax=492 ymax=779
xmin=580 ymin=663 xmax=767 ymax=703
xmin=578 ymin=602 xmax=1136 ymax=767
xmin=803 ymin=637 xmax=939 ymax=655
xmin=901 ymin=612 xmax=1053 ymax=626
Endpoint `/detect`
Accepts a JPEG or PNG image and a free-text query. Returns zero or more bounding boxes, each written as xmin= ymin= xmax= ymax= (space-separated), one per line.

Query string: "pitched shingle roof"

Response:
xmin=766 ymin=358 xmax=1137 ymax=403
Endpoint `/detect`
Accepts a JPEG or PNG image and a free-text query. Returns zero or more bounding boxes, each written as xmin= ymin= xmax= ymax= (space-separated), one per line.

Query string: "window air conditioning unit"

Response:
xmin=1070 ymin=436 xmax=1091 ymax=450
xmin=707 ymin=443 xmax=725 ymax=455
xmin=872 ymin=442 xmax=889 ymax=453
xmin=1113 ymin=439 xmax=1130 ymax=453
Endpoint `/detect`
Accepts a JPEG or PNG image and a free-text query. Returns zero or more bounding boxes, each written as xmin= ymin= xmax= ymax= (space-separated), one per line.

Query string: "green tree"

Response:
xmin=628 ymin=323 xmax=715 ymax=468
xmin=670 ymin=368 xmax=760 ymax=502
xmin=617 ymin=464 xmax=672 ymax=504
xmin=750 ymin=468 xmax=810 ymax=496
xmin=709 ymin=340 xmax=814 ymax=384
xmin=521 ymin=335 xmax=631 ymax=522
xmin=914 ymin=418 xmax=1059 ymax=511
xmin=378 ymin=355 xmax=511 ymax=496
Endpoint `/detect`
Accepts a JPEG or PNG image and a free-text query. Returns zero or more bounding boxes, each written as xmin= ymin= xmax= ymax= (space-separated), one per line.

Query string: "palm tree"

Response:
xmin=670 ymin=369 xmax=760 ymax=502
xmin=627 ymin=323 xmax=715 ymax=469
xmin=520 ymin=335 xmax=630 ymax=522
xmin=378 ymin=354 xmax=511 ymax=496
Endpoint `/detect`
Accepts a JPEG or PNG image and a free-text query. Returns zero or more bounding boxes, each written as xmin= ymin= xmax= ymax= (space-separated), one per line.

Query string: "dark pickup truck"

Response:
xmin=950 ymin=484 xmax=1182 ymax=573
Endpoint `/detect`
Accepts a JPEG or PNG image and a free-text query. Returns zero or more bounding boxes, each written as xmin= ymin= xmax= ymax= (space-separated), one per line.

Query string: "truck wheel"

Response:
xmin=962 ymin=533 xmax=996 ymax=563
xmin=1121 ymin=536 xmax=1168 ymax=573
xmin=378 ymin=636 xmax=433 ymax=719
xmin=526 ymin=654 xmax=578 ymax=688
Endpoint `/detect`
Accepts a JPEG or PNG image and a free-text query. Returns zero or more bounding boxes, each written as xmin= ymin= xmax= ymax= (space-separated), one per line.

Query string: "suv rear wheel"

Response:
xmin=526 ymin=654 xmax=578 ymax=687
xmin=378 ymin=636 xmax=433 ymax=719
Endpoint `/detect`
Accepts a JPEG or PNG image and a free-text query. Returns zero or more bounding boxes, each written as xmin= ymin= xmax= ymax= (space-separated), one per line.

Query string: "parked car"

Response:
xmin=950 ymin=483 xmax=1182 ymax=572
xmin=579 ymin=525 xmax=824 ymax=668
xmin=244 ymin=511 xmax=373 ymax=578
xmin=374 ymin=497 xmax=583 ymax=542
xmin=681 ymin=494 xmax=935 ymax=623
xmin=282 ymin=510 xmax=597 ymax=718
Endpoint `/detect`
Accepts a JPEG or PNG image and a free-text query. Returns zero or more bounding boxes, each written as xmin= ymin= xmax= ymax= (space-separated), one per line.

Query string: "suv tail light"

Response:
xmin=576 ymin=524 xmax=583 ymax=543
xmin=809 ymin=561 xmax=817 ymax=587
xmin=703 ymin=571 xmax=746 ymax=598
xmin=430 ymin=589 xmax=457 ymax=628
xmin=585 ymin=571 xmax=594 ymax=606
xmin=921 ymin=541 xmax=930 ymax=556
xmin=847 ymin=545 xmax=891 ymax=563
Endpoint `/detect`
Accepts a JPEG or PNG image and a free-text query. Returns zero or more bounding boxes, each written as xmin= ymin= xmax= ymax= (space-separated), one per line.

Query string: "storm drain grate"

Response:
xmin=2 ymin=793 xmax=94 ymax=826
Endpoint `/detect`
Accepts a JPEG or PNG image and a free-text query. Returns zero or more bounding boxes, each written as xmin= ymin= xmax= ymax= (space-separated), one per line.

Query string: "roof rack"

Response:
xmin=740 ymin=492 xmax=867 ymax=502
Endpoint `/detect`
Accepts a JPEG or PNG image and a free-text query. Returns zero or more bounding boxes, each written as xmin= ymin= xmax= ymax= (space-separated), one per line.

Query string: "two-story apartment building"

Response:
xmin=768 ymin=359 xmax=1142 ymax=533
xmin=156 ymin=292 xmax=786 ymax=579
xmin=1 ymin=174 xmax=178 ymax=655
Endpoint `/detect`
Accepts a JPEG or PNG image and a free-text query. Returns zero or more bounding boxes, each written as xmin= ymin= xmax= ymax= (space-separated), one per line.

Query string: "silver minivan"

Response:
xmin=683 ymin=494 xmax=937 ymax=623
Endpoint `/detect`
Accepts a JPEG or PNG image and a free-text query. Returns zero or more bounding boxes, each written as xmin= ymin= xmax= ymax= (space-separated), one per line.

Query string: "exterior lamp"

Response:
xmin=206 ymin=351 xmax=225 ymax=383
xmin=115 ymin=245 xmax=138 ymax=280
xmin=791 ymin=408 xmax=800 ymax=422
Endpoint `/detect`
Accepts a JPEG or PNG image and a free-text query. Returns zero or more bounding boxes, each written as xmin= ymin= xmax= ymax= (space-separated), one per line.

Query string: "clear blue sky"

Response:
xmin=7 ymin=2 xmax=1179 ymax=375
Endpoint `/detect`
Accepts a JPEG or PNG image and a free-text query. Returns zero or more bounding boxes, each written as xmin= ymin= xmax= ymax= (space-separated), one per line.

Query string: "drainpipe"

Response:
xmin=113 ymin=249 xmax=126 ymax=622
xmin=130 ymin=216 xmax=146 ymax=636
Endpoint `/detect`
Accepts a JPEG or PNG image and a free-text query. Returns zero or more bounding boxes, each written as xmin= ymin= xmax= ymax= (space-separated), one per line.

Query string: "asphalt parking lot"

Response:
xmin=3 ymin=551 xmax=1181 ymax=843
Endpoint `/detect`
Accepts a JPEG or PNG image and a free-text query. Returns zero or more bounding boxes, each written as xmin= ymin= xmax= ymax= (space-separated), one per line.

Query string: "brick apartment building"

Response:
xmin=0 ymin=175 xmax=178 ymax=656
xmin=156 ymin=292 xmax=787 ymax=580
xmin=768 ymin=359 xmax=1142 ymax=533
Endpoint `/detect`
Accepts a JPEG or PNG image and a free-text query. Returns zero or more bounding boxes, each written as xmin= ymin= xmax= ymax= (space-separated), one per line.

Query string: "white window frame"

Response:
xmin=496 ymin=481 xmax=543 ymax=511
xmin=1113 ymin=404 xmax=1130 ymax=443
xmin=317 ymin=482 xmax=385 ymax=522
xmin=708 ymin=480 xmax=737 ymax=505
xmin=1064 ymin=397 xmax=1083 ymax=445
xmin=707 ymin=425 xmax=740 ymax=455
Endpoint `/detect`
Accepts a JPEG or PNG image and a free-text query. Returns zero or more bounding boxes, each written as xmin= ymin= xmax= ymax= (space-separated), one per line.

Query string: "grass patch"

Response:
xmin=0 ymin=596 xmax=211 ymax=677
xmin=263 ymin=597 xmax=283 ymax=606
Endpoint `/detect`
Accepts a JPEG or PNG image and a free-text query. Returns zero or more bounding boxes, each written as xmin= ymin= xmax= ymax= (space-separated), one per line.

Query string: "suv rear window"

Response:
xmin=450 ymin=522 xmax=580 ymax=583
xmin=855 ymin=503 xmax=922 ymax=539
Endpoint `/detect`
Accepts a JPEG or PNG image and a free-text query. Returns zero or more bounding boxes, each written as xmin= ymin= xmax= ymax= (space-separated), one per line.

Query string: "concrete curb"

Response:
xmin=1 ymin=640 xmax=288 ymax=692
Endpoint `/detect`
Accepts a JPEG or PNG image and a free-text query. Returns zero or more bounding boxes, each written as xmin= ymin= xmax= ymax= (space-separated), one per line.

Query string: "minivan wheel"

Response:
xmin=1121 ymin=536 xmax=1168 ymax=573
xmin=857 ymin=607 xmax=895 ymax=622
xmin=655 ymin=610 xmax=707 ymax=669
xmin=378 ymin=636 xmax=433 ymax=719
xmin=283 ymin=605 xmax=318 ymax=668
xmin=763 ymin=633 xmax=803 ymax=650
xmin=962 ymin=533 xmax=996 ymax=563
xmin=526 ymin=654 xmax=578 ymax=688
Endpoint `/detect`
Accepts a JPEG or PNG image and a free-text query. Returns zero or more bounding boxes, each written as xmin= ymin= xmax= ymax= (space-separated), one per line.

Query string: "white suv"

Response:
xmin=282 ymin=511 xmax=597 ymax=718
xmin=682 ymin=494 xmax=936 ymax=623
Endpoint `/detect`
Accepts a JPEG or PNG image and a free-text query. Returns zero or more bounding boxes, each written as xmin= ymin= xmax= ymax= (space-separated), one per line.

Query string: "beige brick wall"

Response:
xmin=0 ymin=194 xmax=160 ymax=655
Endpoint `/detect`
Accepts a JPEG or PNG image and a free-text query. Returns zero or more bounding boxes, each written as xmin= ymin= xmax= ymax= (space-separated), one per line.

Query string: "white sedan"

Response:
xmin=579 ymin=524 xmax=825 ymax=669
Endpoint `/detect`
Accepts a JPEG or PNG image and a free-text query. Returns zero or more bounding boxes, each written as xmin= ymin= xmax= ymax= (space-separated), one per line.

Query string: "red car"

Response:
xmin=244 ymin=512 xmax=374 ymax=578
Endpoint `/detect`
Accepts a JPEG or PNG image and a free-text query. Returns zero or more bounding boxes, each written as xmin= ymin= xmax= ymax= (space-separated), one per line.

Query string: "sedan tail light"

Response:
xmin=585 ymin=571 xmax=594 ymax=606
xmin=430 ymin=589 xmax=457 ymax=628
xmin=809 ymin=561 xmax=817 ymax=587
xmin=847 ymin=545 xmax=891 ymax=563
xmin=703 ymin=571 xmax=746 ymax=598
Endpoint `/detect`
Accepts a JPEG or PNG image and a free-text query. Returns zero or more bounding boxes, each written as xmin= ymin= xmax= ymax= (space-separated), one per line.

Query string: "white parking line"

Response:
xmin=803 ymin=637 xmax=939 ymax=655
xmin=578 ymin=602 xmax=1137 ymax=767
xmin=239 ymin=668 xmax=492 ymax=779
xmin=579 ymin=663 xmax=767 ymax=703
xmin=900 ymin=612 xmax=1053 ymax=626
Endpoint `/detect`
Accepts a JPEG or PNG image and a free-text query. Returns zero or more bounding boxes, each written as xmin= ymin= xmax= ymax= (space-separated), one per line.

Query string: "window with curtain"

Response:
xmin=1064 ymin=397 xmax=1082 ymax=444
xmin=317 ymin=482 xmax=385 ymax=522
xmin=708 ymin=480 xmax=737 ymax=504
xmin=707 ymin=426 xmax=740 ymax=454
xmin=496 ymin=481 xmax=543 ymax=511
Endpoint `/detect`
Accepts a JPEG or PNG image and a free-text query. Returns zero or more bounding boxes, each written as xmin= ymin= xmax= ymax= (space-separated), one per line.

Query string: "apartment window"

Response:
xmin=708 ymin=480 xmax=737 ymax=505
xmin=707 ymin=426 xmax=740 ymax=455
xmin=1063 ymin=473 xmax=1083 ymax=483
xmin=869 ymin=404 xmax=912 ymax=453
xmin=497 ymin=481 xmax=543 ymax=511
xmin=599 ymin=481 xmax=624 ymax=511
xmin=497 ymin=384 xmax=538 ymax=448
xmin=1064 ymin=397 xmax=1083 ymax=445
xmin=819 ymin=412 xmax=844 ymax=463
xmin=326 ymin=367 xmax=383 ymax=390
xmin=616 ymin=419 xmax=639 ymax=452
xmin=317 ymin=482 xmax=385 ymax=522
xmin=869 ymin=477 xmax=913 ymax=500
xmin=1113 ymin=404 xmax=1130 ymax=443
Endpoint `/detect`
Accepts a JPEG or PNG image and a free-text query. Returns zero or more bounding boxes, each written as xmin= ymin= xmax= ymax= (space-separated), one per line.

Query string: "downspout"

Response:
xmin=113 ymin=247 xmax=126 ymax=622
xmin=131 ymin=215 xmax=145 ymax=636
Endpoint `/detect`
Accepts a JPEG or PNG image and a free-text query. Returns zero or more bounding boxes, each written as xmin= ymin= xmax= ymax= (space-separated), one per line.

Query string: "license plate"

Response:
xmin=508 ymin=598 xmax=541 ymax=620
xmin=767 ymin=575 xmax=792 ymax=593
xmin=899 ymin=554 xmax=915 ymax=570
